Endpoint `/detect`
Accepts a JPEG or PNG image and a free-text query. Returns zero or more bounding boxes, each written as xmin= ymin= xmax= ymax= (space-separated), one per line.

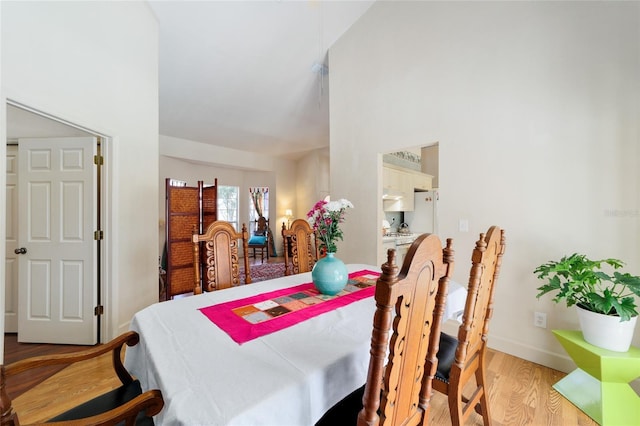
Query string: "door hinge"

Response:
xmin=94 ymin=305 xmax=104 ymax=316
xmin=94 ymin=154 xmax=104 ymax=165
xmin=94 ymin=230 xmax=104 ymax=240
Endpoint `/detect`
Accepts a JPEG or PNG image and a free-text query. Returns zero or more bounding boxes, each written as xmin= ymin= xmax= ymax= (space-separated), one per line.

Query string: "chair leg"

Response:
xmin=448 ymin=387 xmax=465 ymax=426
xmin=448 ymin=381 xmax=491 ymax=426
xmin=446 ymin=374 xmax=474 ymax=426
xmin=475 ymin=367 xmax=492 ymax=425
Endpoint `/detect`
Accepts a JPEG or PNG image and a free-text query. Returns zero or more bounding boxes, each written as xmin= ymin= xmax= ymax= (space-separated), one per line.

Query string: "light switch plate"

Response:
xmin=459 ymin=219 xmax=469 ymax=232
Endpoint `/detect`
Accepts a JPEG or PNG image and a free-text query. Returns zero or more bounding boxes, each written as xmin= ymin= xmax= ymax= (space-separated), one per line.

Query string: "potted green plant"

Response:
xmin=534 ymin=253 xmax=640 ymax=352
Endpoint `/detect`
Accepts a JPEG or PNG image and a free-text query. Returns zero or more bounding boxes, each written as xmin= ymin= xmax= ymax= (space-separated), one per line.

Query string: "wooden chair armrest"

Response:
xmin=29 ymin=389 xmax=164 ymax=426
xmin=5 ymin=331 xmax=139 ymax=385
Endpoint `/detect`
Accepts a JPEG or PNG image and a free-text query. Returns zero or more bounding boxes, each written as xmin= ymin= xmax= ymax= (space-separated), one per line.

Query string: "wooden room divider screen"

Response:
xmin=164 ymin=178 xmax=217 ymax=299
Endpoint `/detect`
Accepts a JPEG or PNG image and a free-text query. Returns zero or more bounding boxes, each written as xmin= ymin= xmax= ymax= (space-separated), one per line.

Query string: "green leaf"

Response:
xmin=590 ymin=290 xmax=638 ymax=321
xmin=616 ymin=297 xmax=639 ymax=321
xmin=590 ymin=289 xmax=615 ymax=316
xmin=536 ymin=276 xmax=561 ymax=299
xmin=603 ymin=258 xmax=625 ymax=269
xmin=613 ymin=272 xmax=640 ymax=297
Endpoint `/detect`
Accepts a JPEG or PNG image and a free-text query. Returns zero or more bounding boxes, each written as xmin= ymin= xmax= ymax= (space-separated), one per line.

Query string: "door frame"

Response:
xmin=3 ymin=99 xmax=113 ymax=345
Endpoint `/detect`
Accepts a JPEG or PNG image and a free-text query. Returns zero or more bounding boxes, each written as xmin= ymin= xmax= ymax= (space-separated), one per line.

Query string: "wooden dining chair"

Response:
xmin=316 ymin=233 xmax=455 ymax=426
xmin=0 ymin=331 xmax=164 ymax=425
xmin=281 ymin=218 xmax=319 ymax=276
xmin=192 ymin=220 xmax=251 ymax=293
xmin=247 ymin=216 xmax=270 ymax=263
xmin=431 ymin=226 xmax=506 ymax=426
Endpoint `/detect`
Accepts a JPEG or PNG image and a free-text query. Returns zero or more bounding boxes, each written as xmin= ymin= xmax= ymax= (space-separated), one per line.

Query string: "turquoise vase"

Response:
xmin=311 ymin=252 xmax=348 ymax=295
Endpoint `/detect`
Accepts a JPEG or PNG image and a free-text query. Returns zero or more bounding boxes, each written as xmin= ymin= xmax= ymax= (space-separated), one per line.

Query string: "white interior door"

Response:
xmin=5 ymin=145 xmax=19 ymax=333
xmin=17 ymin=137 xmax=97 ymax=344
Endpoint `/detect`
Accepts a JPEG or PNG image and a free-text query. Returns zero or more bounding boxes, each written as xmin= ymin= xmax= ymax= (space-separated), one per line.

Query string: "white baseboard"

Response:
xmin=488 ymin=334 xmax=575 ymax=373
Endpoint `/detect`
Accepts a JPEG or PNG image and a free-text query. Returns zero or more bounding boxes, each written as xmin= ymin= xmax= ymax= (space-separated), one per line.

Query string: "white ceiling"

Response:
xmin=152 ymin=0 xmax=374 ymax=159
xmin=7 ymin=1 xmax=375 ymax=159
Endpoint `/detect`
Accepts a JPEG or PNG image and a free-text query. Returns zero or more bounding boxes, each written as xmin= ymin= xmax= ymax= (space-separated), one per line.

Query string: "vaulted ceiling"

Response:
xmin=7 ymin=1 xmax=375 ymax=160
xmin=150 ymin=0 xmax=374 ymax=159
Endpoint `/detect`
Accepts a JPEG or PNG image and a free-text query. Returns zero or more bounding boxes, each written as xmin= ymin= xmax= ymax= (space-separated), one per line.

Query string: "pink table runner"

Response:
xmin=200 ymin=270 xmax=380 ymax=344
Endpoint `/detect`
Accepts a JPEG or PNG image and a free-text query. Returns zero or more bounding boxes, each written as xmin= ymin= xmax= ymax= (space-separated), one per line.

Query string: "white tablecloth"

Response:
xmin=125 ymin=264 xmax=468 ymax=426
xmin=126 ymin=265 xmax=379 ymax=426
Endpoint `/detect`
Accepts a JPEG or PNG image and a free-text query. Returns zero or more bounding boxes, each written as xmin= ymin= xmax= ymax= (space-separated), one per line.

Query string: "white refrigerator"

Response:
xmin=405 ymin=190 xmax=439 ymax=235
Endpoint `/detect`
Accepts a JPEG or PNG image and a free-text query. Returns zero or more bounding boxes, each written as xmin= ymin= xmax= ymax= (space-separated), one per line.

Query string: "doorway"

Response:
xmin=380 ymin=143 xmax=439 ymax=266
xmin=5 ymin=103 xmax=105 ymax=344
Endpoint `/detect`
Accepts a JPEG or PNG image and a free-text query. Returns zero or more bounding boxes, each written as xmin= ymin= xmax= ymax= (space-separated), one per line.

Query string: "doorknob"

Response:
xmin=14 ymin=247 xmax=27 ymax=255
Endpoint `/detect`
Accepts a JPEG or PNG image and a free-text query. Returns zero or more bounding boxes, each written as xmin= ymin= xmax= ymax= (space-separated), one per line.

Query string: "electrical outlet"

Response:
xmin=534 ymin=311 xmax=547 ymax=328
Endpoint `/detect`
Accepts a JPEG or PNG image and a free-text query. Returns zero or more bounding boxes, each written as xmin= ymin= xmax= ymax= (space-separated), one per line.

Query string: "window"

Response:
xmin=217 ymin=185 xmax=239 ymax=230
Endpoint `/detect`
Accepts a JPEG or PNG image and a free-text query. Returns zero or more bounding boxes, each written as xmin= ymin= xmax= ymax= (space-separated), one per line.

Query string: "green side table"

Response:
xmin=552 ymin=330 xmax=640 ymax=425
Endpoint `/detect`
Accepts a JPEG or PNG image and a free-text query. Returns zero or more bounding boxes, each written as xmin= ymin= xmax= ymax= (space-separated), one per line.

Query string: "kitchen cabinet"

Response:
xmin=382 ymin=164 xmax=433 ymax=212
xmin=382 ymin=166 xmax=407 ymax=192
xmin=381 ymin=238 xmax=396 ymax=264
xmin=379 ymin=234 xmax=419 ymax=268
xmin=383 ymin=165 xmax=408 ymax=211
xmin=412 ymin=172 xmax=433 ymax=191
xmin=383 ymin=194 xmax=413 ymax=212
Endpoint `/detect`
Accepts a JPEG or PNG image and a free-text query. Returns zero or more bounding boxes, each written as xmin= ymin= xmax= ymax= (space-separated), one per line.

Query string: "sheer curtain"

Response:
xmin=249 ymin=187 xmax=276 ymax=255
xmin=249 ymin=187 xmax=268 ymax=219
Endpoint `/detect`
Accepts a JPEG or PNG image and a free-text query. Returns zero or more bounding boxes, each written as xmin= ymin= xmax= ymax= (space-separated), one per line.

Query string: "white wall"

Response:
xmin=296 ymin=147 xmax=330 ymax=218
xmin=159 ymin=135 xmax=297 ymax=256
xmin=330 ymin=1 xmax=640 ymax=371
xmin=1 ymin=1 xmax=159 ymax=341
xmin=0 ymin=3 xmax=5 ymax=360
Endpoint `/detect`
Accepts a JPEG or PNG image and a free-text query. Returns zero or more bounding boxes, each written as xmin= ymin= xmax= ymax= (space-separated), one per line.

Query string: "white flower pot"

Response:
xmin=576 ymin=305 xmax=638 ymax=352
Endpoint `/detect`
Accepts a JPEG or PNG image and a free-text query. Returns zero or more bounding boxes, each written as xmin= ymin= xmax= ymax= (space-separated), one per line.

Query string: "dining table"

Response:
xmin=125 ymin=264 xmax=467 ymax=426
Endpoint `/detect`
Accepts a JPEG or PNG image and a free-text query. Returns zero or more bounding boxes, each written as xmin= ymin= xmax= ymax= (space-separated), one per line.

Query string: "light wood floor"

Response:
xmin=10 ymin=348 xmax=597 ymax=425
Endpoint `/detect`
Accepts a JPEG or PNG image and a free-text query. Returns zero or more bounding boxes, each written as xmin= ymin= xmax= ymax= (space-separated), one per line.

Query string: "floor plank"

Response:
xmin=12 ymin=352 xmax=121 ymax=425
xmin=3 ymin=333 xmax=92 ymax=400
